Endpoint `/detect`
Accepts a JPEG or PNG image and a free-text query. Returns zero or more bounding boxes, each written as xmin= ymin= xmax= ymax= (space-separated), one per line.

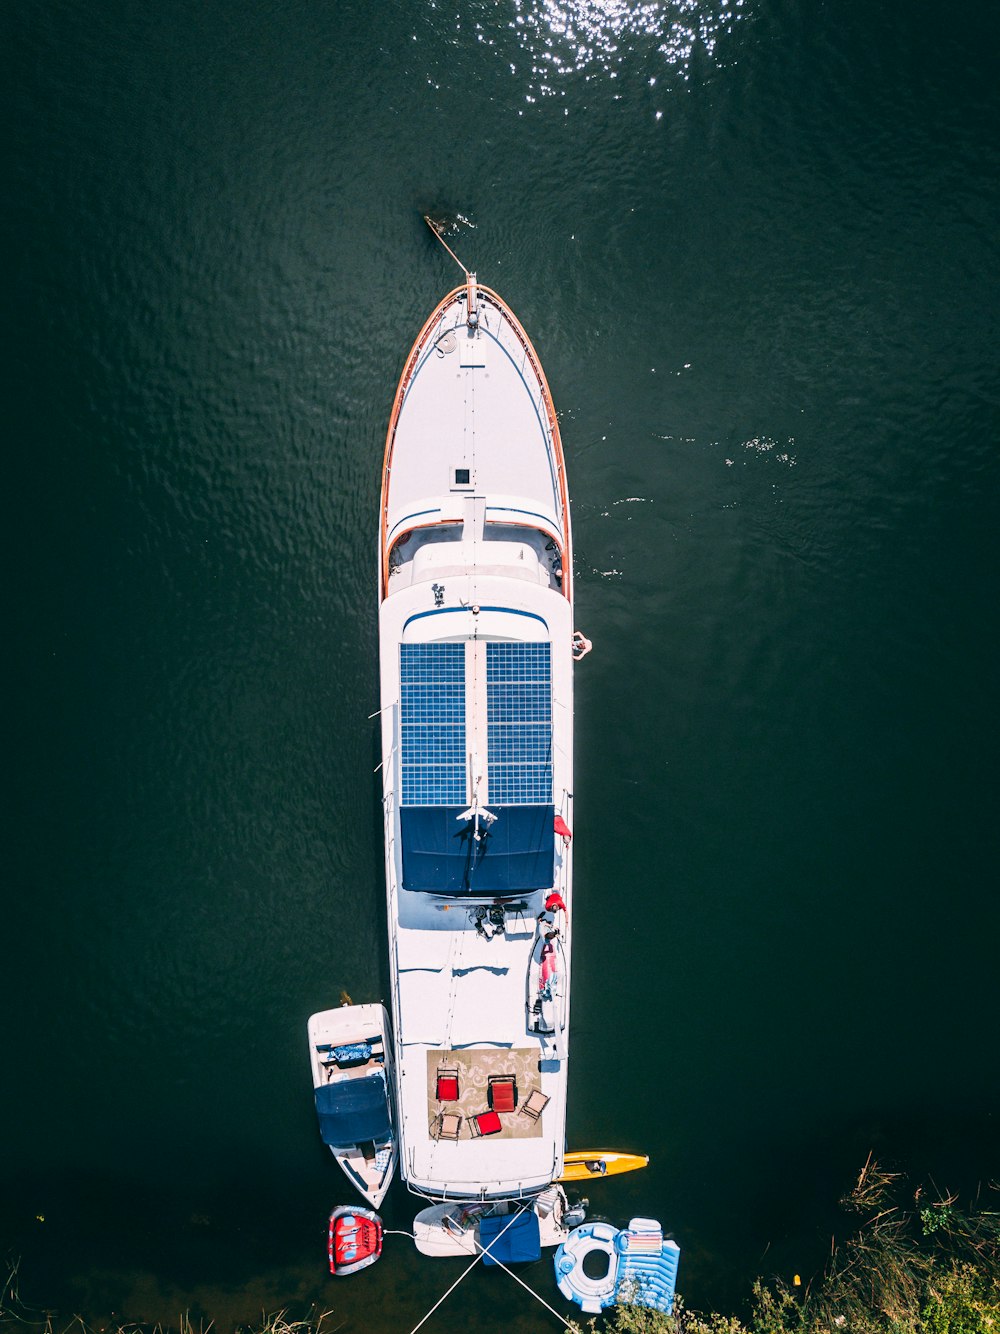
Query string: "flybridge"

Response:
xmin=398 ymin=640 xmax=556 ymax=895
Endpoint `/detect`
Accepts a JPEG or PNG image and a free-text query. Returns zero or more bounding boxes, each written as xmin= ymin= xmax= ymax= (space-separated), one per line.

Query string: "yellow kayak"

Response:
xmin=557 ymin=1150 xmax=649 ymax=1182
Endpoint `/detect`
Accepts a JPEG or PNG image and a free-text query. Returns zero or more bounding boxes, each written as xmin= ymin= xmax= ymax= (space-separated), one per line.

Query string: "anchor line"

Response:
xmin=407 ymin=1205 xmax=530 ymax=1334
xmin=472 ymin=1238 xmax=576 ymax=1331
xmin=424 ymin=215 xmax=470 ymax=276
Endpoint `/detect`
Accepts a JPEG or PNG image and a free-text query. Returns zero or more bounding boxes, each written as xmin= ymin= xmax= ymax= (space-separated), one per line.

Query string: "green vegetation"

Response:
xmin=4 ymin=1160 xmax=999 ymax=1334
xmin=572 ymin=1157 xmax=1000 ymax=1334
xmin=0 ymin=1278 xmax=335 ymax=1334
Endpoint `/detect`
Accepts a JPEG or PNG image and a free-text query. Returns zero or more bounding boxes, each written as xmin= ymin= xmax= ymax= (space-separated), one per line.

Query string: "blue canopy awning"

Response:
xmin=314 ymin=1072 xmax=391 ymax=1146
xmin=400 ymin=805 xmax=555 ymax=895
xmin=480 ymin=1210 xmax=542 ymax=1266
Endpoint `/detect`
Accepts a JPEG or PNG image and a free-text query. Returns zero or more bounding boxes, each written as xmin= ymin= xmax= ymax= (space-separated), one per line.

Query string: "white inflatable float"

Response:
xmin=554 ymin=1217 xmax=680 ymax=1315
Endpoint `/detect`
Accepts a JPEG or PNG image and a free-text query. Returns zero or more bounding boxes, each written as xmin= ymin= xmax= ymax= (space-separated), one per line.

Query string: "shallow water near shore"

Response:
xmin=6 ymin=0 xmax=1000 ymax=1327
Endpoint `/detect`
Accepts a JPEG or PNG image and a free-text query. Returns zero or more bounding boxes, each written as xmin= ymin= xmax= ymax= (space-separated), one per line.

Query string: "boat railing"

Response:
xmin=558 ymin=787 xmax=574 ymax=898
xmin=381 ymin=785 xmax=408 ymax=1085
xmin=406 ymin=1142 xmax=559 ymax=1203
xmin=479 ymin=285 xmax=572 ymax=599
xmin=480 ymin=287 xmax=558 ymax=449
xmin=556 ymin=787 xmax=573 ymax=1047
xmin=381 ymin=285 xmax=572 ymax=600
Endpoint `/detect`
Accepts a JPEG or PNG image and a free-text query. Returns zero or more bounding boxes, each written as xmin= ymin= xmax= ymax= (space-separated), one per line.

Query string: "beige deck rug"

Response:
xmin=425 ymin=1047 xmax=544 ymax=1140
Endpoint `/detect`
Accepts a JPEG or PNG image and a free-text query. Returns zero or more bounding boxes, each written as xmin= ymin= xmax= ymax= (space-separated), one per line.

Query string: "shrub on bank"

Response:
xmin=571 ymin=1158 xmax=1000 ymax=1334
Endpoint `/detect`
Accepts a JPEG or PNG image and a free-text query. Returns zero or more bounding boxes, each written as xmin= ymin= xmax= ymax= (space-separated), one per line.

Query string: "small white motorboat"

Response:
xmin=413 ymin=1185 xmax=582 ymax=1257
xmin=307 ymin=1003 xmax=398 ymax=1209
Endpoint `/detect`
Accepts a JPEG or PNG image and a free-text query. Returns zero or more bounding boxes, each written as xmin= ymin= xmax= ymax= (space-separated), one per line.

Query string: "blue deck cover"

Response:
xmin=480 ymin=1211 xmax=542 ymax=1265
xmin=314 ymin=1072 xmax=391 ymax=1146
xmin=399 ymin=804 xmax=555 ymax=894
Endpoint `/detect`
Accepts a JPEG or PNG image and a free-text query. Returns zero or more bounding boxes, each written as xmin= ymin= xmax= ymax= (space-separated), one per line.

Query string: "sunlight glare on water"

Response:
xmin=506 ymin=0 xmax=748 ymax=98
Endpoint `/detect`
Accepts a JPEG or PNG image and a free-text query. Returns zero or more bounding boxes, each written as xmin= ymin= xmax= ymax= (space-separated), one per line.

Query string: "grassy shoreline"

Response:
xmin=573 ymin=1157 xmax=1000 ymax=1334
xmin=6 ymin=1161 xmax=999 ymax=1334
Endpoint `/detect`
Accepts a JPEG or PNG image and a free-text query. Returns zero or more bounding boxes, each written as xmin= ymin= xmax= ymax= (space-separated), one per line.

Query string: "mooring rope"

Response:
xmin=406 ymin=1206 xmax=528 ymax=1334
xmin=471 ymin=1240 xmax=576 ymax=1330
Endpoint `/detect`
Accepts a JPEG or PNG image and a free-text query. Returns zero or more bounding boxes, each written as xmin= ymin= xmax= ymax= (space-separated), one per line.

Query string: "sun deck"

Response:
xmin=390 ymin=906 xmax=567 ymax=1196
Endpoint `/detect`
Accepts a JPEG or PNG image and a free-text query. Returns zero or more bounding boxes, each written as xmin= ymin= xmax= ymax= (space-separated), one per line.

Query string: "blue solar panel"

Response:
xmin=487 ymin=643 xmax=552 ymax=804
xmin=487 ymin=683 xmax=551 ymax=724
xmin=400 ymin=644 xmax=467 ymax=806
xmin=486 ymin=642 xmax=551 ymax=683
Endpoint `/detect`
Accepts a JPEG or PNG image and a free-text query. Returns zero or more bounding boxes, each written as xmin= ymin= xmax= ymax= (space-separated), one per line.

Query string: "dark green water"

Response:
xmin=6 ymin=0 xmax=999 ymax=1328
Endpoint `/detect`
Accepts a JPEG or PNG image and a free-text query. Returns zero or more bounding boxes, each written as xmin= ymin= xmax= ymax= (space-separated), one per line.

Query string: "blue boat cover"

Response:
xmin=480 ymin=1211 xmax=542 ymax=1266
xmin=400 ymin=805 xmax=555 ymax=894
xmin=314 ymin=1073 xmax=391 ymax=1146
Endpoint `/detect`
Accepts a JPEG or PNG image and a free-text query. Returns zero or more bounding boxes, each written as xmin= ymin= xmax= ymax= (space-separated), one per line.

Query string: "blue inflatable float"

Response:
xmin=554 ymin=1217 xmax=680 ymax=1315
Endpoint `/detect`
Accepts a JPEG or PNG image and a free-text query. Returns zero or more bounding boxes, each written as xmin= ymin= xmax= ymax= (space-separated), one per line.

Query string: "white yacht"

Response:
xmin=378 ymin=260 xmax=576 ymax=1201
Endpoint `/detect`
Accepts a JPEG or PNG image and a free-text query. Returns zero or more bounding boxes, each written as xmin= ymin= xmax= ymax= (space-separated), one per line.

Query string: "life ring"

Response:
xmin=554 ymin=1220 xmax=620 ymax=1313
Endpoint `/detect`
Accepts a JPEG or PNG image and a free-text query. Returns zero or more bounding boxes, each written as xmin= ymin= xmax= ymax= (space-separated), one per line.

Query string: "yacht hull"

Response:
xmin=379 ymin=278 xmax=574 ymax=1201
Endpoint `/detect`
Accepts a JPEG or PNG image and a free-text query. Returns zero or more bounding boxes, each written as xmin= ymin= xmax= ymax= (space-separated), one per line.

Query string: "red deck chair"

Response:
xmin=487 ymin=1075 xmax=518 ymax=1114
xmin=436 ymin=1065 xmax=460 ymax=1102
xmin=470 ymin=1110 xmax=503 ymax=1137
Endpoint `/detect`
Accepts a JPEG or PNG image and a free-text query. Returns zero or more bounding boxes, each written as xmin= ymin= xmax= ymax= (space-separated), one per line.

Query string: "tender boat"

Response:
xmin=412 ymin=1184 xmax=583 ymax=1257
xmin=307 ymin=1003 xmax=398 ymax=1208
xmin=378 ymin=250 xmax=575 ymax=1202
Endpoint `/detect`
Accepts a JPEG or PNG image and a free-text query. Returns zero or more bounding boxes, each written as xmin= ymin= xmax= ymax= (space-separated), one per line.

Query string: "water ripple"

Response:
xmin=506 ymin=0 xmax=748 ymax=96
